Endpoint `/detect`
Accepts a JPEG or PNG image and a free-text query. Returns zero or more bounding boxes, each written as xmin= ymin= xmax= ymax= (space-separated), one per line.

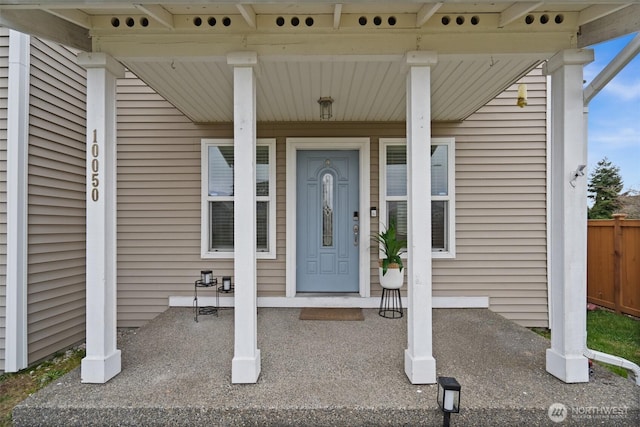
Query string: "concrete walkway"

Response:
xmin=13 ymin=308 xmax=639 ymax=426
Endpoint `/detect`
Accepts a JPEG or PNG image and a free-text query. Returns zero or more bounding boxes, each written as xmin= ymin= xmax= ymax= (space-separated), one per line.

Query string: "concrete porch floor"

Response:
xmin=13 ymin=308 xmax=639 ymax=426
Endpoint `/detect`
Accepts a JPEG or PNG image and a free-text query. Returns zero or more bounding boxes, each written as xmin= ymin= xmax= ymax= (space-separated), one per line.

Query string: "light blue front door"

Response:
xmin=296 ymin=150 xmax=359 ymax=293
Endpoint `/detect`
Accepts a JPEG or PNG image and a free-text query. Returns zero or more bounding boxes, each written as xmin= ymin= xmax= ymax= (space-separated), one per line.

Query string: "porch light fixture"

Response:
xmin=517 ymin=83 xmax=528 ymax=108
xmin=570 ymin=164 xmax=587 ymax=188
xmin=201 ymin=270 xmax=213 ymax=286
xmin=437 ymin=376 xmax=461 ymax=427
xmin=318 ymin=96 xmax=334 ymax=120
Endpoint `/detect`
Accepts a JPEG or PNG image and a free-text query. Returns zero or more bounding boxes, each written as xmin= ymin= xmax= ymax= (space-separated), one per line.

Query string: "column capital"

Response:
xmin=77 ymin=52 xmax=125 ymax=78
xmin=544 ymin=49 xmax=594 ymax=75
xmin=405 ymin=51 xmax=438 ymax=67
xmin=227 ymin=51 xmax=258 ymax=67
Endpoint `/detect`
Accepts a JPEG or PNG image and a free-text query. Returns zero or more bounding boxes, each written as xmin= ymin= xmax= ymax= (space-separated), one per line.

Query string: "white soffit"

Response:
xmin=123 ymin=54 xmax=542 ymax=123
xmin=4 ymin=1 xmax=623 ymax=122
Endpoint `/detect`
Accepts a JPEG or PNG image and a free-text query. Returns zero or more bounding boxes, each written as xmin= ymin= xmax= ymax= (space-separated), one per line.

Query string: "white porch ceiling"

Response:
xmin=0 ymin=1 xmax=636 ymax=122
xmin=125 ymin=54 xmax=542 ymax=123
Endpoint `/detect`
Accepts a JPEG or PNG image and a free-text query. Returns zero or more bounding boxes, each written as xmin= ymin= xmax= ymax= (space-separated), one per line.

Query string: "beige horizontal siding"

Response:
xmin=117 ymin=68 xmax=547 ymax=328
xmin=0 ymin=28 xmax=8 ymax=372
xmin=27 ymin=38 xmax=87 ymax=364
xmin=117 ymin=73 xmax=213 ymax=326
xmin=116 ymin=73 xmax=406 ymax=326
xmin=432 ymin=67 xmax=548 ymax=327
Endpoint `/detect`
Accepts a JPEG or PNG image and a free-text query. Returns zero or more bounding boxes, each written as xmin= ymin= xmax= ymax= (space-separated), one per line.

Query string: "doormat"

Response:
xmin=299 ymin=307 xmax=364 ymax=321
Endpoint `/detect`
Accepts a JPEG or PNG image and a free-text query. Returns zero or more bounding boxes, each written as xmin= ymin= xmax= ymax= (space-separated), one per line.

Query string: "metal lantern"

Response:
xmin=222 ymin=276 xmax=232 ymax=291
xmin=201 ymin=270 xmax=213 ymax=285
xmin=317 ymin=96 xmax=333 ymax=120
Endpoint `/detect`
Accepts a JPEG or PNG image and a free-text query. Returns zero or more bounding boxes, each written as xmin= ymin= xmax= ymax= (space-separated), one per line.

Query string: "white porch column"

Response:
xmin=5 ymin=30 xmax=30 ymax=373
xmin=404 ymin=51 xmax=438 ymax=384
xmin=77 ymin=53 xmax=125 ymax=383
xmin=544 ymin=49 xmax=594 ymax=383
xmin=228 ymin=52 xmax=261 ymax=384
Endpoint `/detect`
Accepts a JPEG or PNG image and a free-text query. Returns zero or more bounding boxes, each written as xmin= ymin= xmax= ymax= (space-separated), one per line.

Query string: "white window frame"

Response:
xmin=201 ymin=138 xmax=276 ymax=259
xmin=379 ymin=137 xmax=456 ymax=259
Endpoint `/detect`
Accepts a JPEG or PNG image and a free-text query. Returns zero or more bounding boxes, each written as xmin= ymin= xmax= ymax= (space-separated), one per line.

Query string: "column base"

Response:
xmin=404 ymin=350 xmax=436 ymax=384
xmin=546 ymin=348 xmax=590 ymax=383
xmin=81 ymin=350 xmax=121 ymax=383
xmin=232 ymin=349 xmax=261 ymax=383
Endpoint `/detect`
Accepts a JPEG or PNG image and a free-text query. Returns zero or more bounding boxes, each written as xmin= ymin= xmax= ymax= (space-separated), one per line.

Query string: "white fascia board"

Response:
xmin=44 ymin=8 xmax=91 ymax=29
xmin=578 ymin=4 xmax=640 ymax=48
xmin=578 ymin=4 xmax=633 ymax=26
xmin=0 ymin=9 xmax=90 ymax=51
xmin=0 ymin=1 xmax=629 ymax=6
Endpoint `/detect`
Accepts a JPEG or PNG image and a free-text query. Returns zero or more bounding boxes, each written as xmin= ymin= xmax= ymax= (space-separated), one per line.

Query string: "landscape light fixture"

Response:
xmin=437 ymin=376 xmax=461 ymax=427
xmin=570 ymin=164 xmax=587 ymax=187
xmin=318 ymin=96 xmax=334 ymax=120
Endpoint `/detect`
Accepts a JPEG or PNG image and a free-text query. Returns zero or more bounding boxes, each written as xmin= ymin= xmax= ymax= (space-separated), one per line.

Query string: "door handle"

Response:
xmin=353 ymin=224 xmax=359 ymax=246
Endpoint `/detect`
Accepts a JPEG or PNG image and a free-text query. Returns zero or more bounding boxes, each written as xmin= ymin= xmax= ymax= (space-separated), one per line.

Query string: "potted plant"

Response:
xmin=372 ymin=219 xmax=406 ymax=289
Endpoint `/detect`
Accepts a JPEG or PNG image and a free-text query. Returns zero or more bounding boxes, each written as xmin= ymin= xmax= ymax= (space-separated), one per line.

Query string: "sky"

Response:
xmin=583 ymin=33 xmax=640 ymax=193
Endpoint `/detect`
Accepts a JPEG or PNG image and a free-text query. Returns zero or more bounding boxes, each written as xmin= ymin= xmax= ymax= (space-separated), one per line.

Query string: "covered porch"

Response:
xmin=13 ymin=308 xmax=640 ymax=426
xmin=2 ymin=0 xmax=639 ymax=388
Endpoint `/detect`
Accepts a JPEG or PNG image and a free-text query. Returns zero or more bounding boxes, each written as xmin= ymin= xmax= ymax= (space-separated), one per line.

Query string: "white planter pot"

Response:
xmin=379 ymin=266 xmax=403 ymax=289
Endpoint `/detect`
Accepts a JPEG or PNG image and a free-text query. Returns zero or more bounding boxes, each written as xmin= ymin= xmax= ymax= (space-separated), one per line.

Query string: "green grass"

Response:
xmin=531 ymin=308 xmax=640 ymax=378
xmin=586 ymin=309 xmax=640 ymax=377
xmin=0 ymin=348 xmax=85 ymax=427
xmin=530 ymin=327 xmax=551 ymax=340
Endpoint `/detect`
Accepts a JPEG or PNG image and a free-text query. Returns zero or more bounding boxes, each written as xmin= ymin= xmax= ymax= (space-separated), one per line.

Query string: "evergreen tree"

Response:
xmin=587 ymin=157 xmax=623 ymax=219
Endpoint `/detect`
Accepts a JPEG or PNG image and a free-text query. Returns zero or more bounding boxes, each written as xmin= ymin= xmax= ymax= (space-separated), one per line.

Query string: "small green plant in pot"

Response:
xmin=372 ymin=219 xmax=407 ymax=289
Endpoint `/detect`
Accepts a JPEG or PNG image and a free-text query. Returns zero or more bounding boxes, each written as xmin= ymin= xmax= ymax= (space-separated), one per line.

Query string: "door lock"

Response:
xmin=353 ymin=224 xmax=359 ymax=246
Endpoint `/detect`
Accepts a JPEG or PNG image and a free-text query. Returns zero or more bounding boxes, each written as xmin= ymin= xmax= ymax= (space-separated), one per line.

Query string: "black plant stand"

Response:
xmin=194 ymin=278 xmax=217 ymax=322
xmin=379 ymin=288 xmax=403 ymax=319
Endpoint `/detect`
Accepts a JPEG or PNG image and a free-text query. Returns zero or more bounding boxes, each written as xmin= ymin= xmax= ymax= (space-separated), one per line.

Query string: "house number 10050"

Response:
xmin=90 ymin=129 xmax=99 ymax=201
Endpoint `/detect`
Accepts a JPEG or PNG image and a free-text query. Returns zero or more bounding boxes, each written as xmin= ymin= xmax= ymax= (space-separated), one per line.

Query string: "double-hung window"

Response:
xmin=379 ymin=137 xmax=455 ymax=258
xmin=201 ymin=138 xmax=276 ymax=259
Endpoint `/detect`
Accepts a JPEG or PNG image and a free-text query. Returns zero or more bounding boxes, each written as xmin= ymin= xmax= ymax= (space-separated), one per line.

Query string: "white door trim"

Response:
xmin=286 ymin=138 xmax=371 ymax=298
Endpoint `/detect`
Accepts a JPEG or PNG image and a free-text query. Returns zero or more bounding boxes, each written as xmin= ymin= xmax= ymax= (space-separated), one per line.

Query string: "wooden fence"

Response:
xmin=587 ymin=214 xmax=640 ymax=317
